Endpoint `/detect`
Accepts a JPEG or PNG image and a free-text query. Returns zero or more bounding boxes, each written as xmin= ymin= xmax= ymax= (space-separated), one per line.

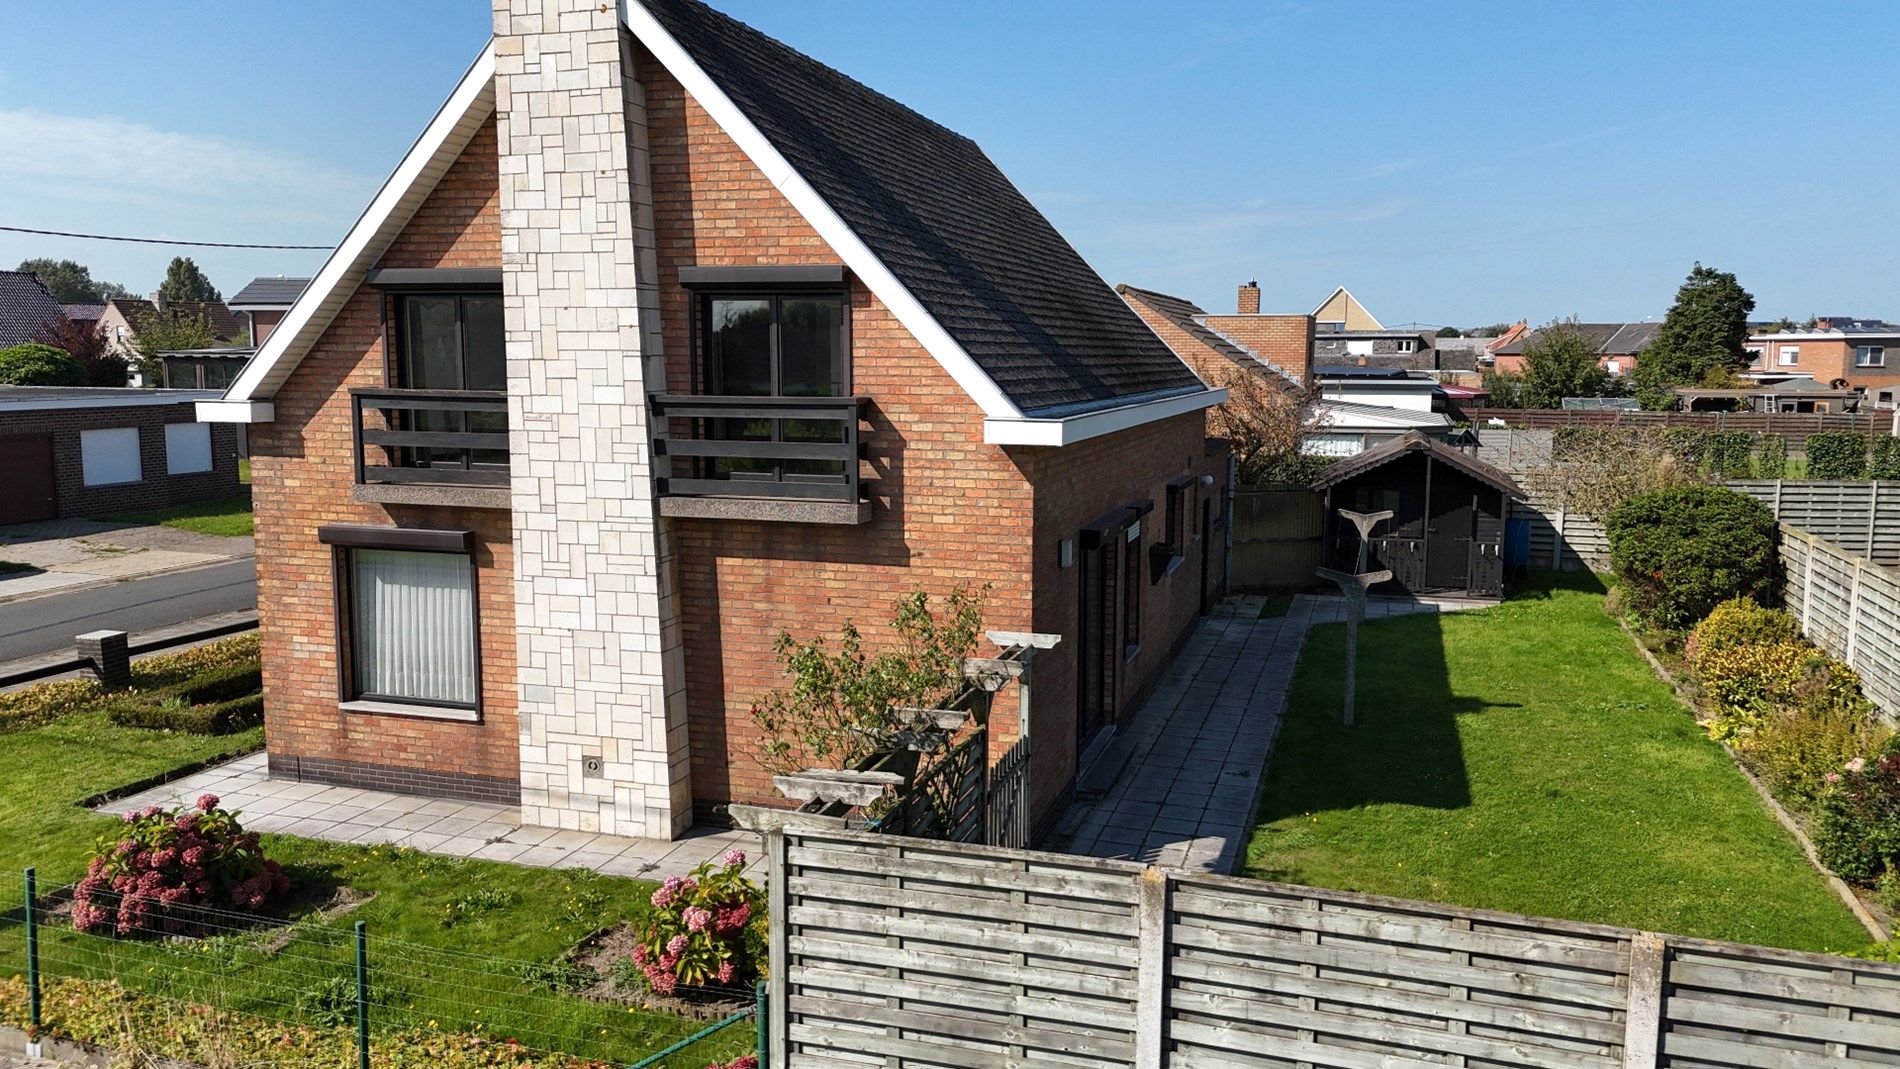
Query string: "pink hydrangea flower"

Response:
xmin=196 ymin=793 xmax=220 ymax=811
xmin=722 ymin=849 xmax=746 ymax=868
xmin=666 ymin=934 xmax=689 ymax=956
xmin=716 ymin=960 xmax=736 ymax=984
xmin=1845 ymin=757 xmax=1867 ymax=773
xmin=683 ymin=906 xmax=712 ymax=932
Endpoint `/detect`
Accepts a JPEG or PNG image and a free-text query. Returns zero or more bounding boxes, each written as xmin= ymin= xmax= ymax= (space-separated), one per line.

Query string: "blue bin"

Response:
xmin=1504 ymin=517 xmax=1532 ymax=568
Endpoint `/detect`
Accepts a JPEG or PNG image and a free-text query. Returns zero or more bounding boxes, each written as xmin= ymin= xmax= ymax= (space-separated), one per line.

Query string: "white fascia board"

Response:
xmin=196 ymin=400 xmax=276 ymax=423
xmin=983 ymin=388 xmax=1225 ymax=447
xmin=620 ymin=2 xmax=1022 ymax=422
xmin=219 ymin=42 xmax=499 ymax=419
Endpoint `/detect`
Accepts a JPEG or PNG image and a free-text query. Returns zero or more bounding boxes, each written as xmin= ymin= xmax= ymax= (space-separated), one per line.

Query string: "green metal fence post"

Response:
xmin=755 ymin=980 xmax=768 ymax=1068
xmin=354 ymin=919 xmax=369 ymax=1069
xmin=24 ymin=868 xmax=41 ymax=1037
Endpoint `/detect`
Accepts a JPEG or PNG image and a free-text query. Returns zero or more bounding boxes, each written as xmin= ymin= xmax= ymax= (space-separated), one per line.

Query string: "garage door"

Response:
xmin=0 ymin=435 xmax=57 ymax=525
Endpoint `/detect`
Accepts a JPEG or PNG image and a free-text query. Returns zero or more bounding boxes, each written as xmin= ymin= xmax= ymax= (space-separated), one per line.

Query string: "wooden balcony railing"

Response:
xmin=350 ymin=388 xmax=509 ymax=488
xmin=652 ymin=393 xmax=868 ymax=503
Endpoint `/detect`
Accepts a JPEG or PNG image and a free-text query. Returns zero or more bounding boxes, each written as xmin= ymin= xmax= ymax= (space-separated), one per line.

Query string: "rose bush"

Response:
xmin=72 ymin=793 xmax=290 ymax=935
xmin=1815 ymin=741 xmax=1900 ymax=883
xmin=630 ymin=850 xmax=764 ymax=995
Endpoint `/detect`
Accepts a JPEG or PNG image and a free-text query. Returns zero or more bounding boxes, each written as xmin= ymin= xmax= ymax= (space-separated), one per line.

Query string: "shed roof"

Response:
xmin=1309 ymin=430 xmax=1525 ymax=499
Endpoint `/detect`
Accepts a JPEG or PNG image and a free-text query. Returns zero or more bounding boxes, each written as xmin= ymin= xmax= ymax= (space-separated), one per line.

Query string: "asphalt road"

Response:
xmin=0 ymin=558 xmax=257 ymax=664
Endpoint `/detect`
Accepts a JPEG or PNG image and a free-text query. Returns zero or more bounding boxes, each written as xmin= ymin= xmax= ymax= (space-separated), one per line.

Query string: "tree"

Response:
xmin=1480 ymin=368 xmax=1528 ymax=408
xmin=1517 ymin=318 xmax=1611 ymax=408
xmin=156 ymin=256 xmax=221 ymax=303
xmin=131 ymin=308 xmax=216 ymax=382
xmin=1434 ymin=326 xmax=1462 ymax=338
xmin=0 ymin=343 xmax=88 ymax=387
xmin=1634 ymin=263 xmax=1756 ymax=409
xmin=34 ymin=316 xmax=127 ymax=386
xmin=1188 ymin=357 xmax=1322 ymax=485
xmin=16 ymin=258 xmax=130 ymax=304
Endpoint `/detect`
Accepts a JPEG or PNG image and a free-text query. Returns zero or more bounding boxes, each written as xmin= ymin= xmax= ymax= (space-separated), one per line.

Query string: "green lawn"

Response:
xmin=102 ymin=490 xmax=253 ymax=537
xmin=1244 ymin=573 xmax=1873 ymax=954
xmin=0 ymin=709 xmax=747 ymax=1066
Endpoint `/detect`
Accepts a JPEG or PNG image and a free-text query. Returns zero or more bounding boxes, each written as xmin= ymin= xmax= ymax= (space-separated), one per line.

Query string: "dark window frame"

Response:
xmin=391 ymin=291 xmax=506 ymax=393
xmin=327 ymin=534 xmax=483 ymax=717
xmin=1123 ymin=519 xmax=1142 ymax=659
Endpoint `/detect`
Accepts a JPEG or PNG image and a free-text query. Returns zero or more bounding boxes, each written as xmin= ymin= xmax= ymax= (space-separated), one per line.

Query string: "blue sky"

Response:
xmin=2 ymin=1 xmax=1893 ymax=327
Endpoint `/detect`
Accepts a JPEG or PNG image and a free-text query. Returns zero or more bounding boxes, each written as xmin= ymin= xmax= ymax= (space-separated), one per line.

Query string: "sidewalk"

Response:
xmin=1051 ymin=592 xmax=1481 ymax=873
xmin=0 ymin=517 xmax=253 ymax=604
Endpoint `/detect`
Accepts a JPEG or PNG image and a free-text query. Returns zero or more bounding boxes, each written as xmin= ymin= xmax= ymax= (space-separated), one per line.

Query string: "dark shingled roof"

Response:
xmin=639 ymin=0 xmax=1203 ymax=416
xmin=1309 ymin=431 xmax=1525 ymax=499
xmin=1494 ymin=322 xmax=1659 ymax=356
xmin=228 ymin=277 xmax=311 ymax=308
xmin=0 ymin=271 xmax=65 ymax=348
xmin=61 ymin=303 xmax=105 ymax=323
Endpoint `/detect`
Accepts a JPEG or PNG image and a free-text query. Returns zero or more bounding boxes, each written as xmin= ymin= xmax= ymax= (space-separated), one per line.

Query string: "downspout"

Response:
xmin=1224 ymin=453 xmax=1237 ymax=597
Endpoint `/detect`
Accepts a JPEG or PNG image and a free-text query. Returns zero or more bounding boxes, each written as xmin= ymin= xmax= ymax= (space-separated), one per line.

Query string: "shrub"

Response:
xmin=1807 ymin=432 xmax=1870 ymax=479
xmin=0 ymin=342 xmax=86 ymax=386
xmin=1606 ymin=486 xmax=1778 ymax=630
xmin=0 ymin=677 xmax=105 ymax=731
xmin=72 ymin=794 xmax=290 ymax=935
xmin=106 ymin=691 xmax=262 ymax=734
xmin=1874 ymin=436 xmax=1900 ymax=481
xmin=1741 ymin=701 xmax=1891 ymax=806
xmin=1702 ymin=432 xmax=1754 ymax=478
xmin=1815 ymin=741 xmax=1900 ymax=883
xmin=1695 ymin=640 xmax=1824 ymax=741
xmin=631 ymin=851 xmax=764 ymax=994
xmin=1753 ymin=434 xmax=1788 ymax=479
xmin=1876 ymin=867 xmax=1900 ymax=917
xmin=1685 ymin=597 xmax=1800 ymax=670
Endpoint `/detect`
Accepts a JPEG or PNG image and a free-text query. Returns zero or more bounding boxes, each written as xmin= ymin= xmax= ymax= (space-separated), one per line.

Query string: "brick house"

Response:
xmin=1747 ymin=318 xmax=1900 ymax=406
xmin=198 ymin=0 xmax=1229 ymax=843
xmin=1490 ymin=321 xmax=1659 ymax=380
xmin=0 ymin=387 xmax=240 ymax=525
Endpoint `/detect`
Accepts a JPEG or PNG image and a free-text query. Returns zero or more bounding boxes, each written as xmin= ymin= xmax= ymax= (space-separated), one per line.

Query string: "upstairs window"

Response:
xmin=699 ymin=293 xmax=848 ymax=479
xmin=1779 ymin=345 xmax=1801 ymax=366
xmin=1857 ymin=345 xmax=1886 ymax=368
xmin=396 ymin=294 xmax=506 ymax=469
xmin=1396 ymin=339 xmax=1416 ymax=353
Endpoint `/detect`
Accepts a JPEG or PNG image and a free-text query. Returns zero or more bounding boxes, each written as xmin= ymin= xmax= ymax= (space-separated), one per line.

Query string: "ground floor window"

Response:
xmin=79 ymin=427 xmax=141 ymax=486
xmin=343 ymin=548 xmax=477 ymax=708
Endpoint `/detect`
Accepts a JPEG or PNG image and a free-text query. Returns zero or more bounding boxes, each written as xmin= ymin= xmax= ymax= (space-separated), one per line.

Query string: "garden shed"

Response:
xmin=1309 ymin=431 xmax=1524 ymax=600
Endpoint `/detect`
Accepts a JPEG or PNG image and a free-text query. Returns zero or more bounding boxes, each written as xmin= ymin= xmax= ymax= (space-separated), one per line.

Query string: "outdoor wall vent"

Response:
xmin=1059 ymin=538 xmax=1075 ymax=569
xmin=582 ymin=755 xmax=604 ymax=779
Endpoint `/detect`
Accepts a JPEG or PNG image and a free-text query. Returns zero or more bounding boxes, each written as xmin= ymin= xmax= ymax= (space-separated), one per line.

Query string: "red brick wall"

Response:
xmin=1200 ymin=313 xmax=1314 ymax=384
xmin=250 ymin=115 xmax=519 ymax=801
xmin=642 ymin=48 xmax=1226 ymax=831
xmin=250 ymin=309 xmax=286 ymax=345
xmin=2 ymin=401 xmax=241 ymax=519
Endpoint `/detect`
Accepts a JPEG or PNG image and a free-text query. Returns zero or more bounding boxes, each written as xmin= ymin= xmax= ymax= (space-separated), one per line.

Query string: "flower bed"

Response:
xmin=0 ymin=633 xmax=261 ymax=734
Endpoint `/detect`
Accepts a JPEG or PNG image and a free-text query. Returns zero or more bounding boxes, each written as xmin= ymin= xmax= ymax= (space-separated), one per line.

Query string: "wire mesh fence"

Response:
xmin=0 ymin=869 xmax=762 ymax=1068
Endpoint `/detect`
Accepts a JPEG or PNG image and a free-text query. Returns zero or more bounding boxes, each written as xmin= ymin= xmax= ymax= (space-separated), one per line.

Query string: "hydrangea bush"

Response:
xmin=72 ymin=794 xmax=290 ymax=935
xmin=1816 ymin=742 xmax=1900 ymax=883
xmin=631 ymin=850 xmax=763 ymax=994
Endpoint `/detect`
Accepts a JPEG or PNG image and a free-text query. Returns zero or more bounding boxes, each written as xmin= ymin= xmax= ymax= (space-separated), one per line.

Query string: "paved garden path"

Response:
xmin=102 ymin=752 xmax=760 ymax=881
xmin=1052 ymin=592 xmax=1478 ymax=873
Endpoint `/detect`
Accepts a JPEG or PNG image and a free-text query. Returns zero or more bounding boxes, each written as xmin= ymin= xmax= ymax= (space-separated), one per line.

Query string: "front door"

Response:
xmin=1076 ymin=539 xmax=1118 ymax=756
xmin=1425 ymin=481 xmax=1475 ymax=592
xmin=0 ymin=435 xmax=56 ymax=525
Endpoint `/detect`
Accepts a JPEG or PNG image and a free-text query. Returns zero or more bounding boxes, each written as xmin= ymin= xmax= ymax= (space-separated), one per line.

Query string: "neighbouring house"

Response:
xmin=1477 ymin=320 xmax=1528 ymax=367
xmin=0 ymin=270 xmax=65 ymax=348
xmin=227 ymin=276 xmax=311 ymax=346
xmin=99 ymin=297 xmax=248 ymax=386
xmin=1313 ymin=327 xmax=1440 ymax=370
xmin=1311 ymin=285 xmax=1383 ymax=332
xmin=196 ymin=0 xmax=1230 ymax=844
xmin=0 ymin=386 xmax=240 ymax=525
xmin=1310 ymin=430 xmax=1524 ymax=601
xmin=1747 ymin=318 xmax=1900 ymax=405
xmin=1118 ymin=284 xmax=1454 ymax=459
xmin=1489 ymin=321 xmax=1659 ymax=379
xmin=60 ymin=303 xmax=105 ymax=331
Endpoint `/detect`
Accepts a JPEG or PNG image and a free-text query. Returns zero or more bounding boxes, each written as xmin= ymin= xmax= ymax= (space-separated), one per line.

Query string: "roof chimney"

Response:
xmin=1238 ymin=281 xmax=1260 ymax=315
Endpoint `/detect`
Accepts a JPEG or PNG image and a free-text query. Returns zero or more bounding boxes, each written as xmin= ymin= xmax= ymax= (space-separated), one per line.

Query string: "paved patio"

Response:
xmin=101 ymin=752 xmax=761 ymax=881
xmin=1052 ymin=591 xmax=1483 ymax=872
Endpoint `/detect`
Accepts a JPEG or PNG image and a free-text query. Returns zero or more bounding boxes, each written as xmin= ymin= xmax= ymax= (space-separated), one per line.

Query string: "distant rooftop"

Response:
xmin=0 ymin=385 xmax=221 ymax=411
xmin=0 ymin=270 xmax=64 ymax=348
xmin=227 ymin=276 xmax=312 ymax=308
xmin=1315 ymin=365 xmax=1422 ymax=380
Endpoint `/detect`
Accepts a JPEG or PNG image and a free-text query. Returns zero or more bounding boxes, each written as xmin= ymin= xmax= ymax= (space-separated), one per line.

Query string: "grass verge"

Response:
xmin=102 ymin=490 xmax=253 ymax=537
xmin=1244 ymin=571 xmax=1873 ymax=953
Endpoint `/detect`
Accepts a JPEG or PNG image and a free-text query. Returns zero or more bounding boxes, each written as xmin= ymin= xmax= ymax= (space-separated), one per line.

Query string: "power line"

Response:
xmin=0 ymin=224 xmax=331 ymax=251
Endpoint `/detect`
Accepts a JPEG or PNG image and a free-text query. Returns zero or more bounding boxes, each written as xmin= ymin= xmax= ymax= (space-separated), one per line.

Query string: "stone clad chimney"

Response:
xmin=493 ymin=0 xmax=693 ymax=839
xmin=1238 ymin=280 xmax=1261 ymax=316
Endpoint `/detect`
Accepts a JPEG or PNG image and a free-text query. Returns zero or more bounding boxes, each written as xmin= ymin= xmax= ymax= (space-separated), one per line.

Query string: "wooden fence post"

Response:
xmin=1868 ymin=481 xmax=1881 ymax=558
xmin=766 ymin=828 xmax=789 ymax=1069
xmin=1847 ymin=558 xmax=1863 ymax=668
xmin=1133 ymin=867 xmax=1170 ymax=1069
xmin=1622 ymin=931 xmax=1666 ymax=1069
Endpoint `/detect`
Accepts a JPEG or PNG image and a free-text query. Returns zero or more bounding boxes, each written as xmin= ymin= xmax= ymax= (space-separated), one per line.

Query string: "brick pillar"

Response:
xmin=1237 ymin=281 xmax=1261 ymax=315
xmin=494 ymin=0 xmax=693 ymax=839
xmin=76 ymin=630 xmax=130 ymax=690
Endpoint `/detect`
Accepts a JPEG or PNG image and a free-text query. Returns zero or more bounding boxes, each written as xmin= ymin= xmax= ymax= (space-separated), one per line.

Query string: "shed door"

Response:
xmin=1425 ymin=482 xmax=1475 ymax=592
xmin=0 ymin=435 xmax=56 ymax=525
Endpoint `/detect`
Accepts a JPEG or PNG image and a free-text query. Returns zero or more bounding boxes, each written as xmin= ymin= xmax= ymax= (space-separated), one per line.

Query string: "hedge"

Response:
xmin=1606 ymin=486 xmax=1779 ymax=630
xmin=1806 ymin=432 xmax=1869 ymax=479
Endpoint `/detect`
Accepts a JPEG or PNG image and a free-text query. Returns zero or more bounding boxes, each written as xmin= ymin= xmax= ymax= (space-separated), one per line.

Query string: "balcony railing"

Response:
xmin=351 ymin=388 xmax=509 ymax=488
xmin=652 ymin=393 xmax=868 ymax=502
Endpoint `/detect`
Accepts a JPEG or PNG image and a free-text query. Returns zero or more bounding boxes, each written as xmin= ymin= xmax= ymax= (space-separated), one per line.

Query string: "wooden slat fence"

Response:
xmin=765 ymin=828 xmax=1900 ymax=1067
xmin=1730 ymin=481 xmax=1900 ymax=566
xmin=1231 ymin=488 xmax=1324 ymax=589
xmin=1783 ymin=523 xmax=1900 ymax=724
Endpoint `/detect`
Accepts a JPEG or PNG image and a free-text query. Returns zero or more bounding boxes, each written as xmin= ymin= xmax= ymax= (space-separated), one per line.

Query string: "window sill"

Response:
xmin=659 ymin=495 xmax=872 ymax=525
xmin=340 ymin=699 xmax=480 ymax=723
xmin=351 ymin=483 xmax=510 ymax=510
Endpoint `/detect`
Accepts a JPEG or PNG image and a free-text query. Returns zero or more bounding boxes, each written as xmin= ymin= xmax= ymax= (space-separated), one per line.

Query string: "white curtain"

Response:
xmin=353 ymin=549 xmax=475 ymax=705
